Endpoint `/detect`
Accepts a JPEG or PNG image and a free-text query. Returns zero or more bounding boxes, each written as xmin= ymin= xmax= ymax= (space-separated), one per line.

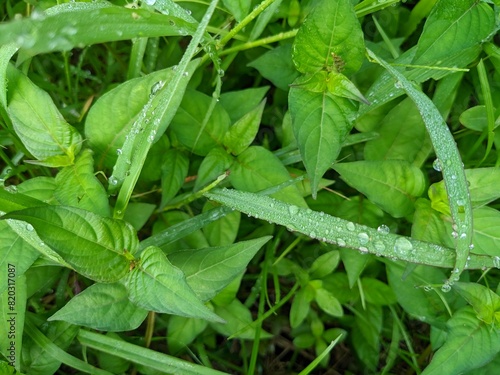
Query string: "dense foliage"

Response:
xmin=1 ymin=0 xmax=500 ymax=374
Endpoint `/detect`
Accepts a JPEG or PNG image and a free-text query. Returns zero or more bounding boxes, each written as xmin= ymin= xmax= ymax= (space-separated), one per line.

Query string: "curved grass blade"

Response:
xmin=366 ymin=48 xmax=473 ymax=289
xmin=205 ymin=188 xmax=493 ymax=271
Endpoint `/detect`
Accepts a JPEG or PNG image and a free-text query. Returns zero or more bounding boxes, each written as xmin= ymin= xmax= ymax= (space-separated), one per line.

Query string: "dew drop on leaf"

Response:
xmin=116 ymin=148 xmax=122 ymax=155
xmin=26 ymin=224 xmax=34 ymax=231
xmin=346 ymin=222 xmax=355 ymax=231
xmin=432 ymin=159 xmax=442 ymax=172
xmin=359 ymin=246 xmax=369 ymax=254
xmin=374 ymin=241 xmax=385 ymax=252
xmin=109 ymin=176 xmax=118 ymax=185
xmin=493 ymin=256 xmax=500 ymax=268
xmin=441 ymin=282 xmax=452 ymax=293
xmin=394 ymin=237 xmax=413 ymax=255
xmin=288 ymin=205 xmax=299 ymax=216
xmin=337 ymin=238 xmax=346 ymax=247
xmin=150 ymin=81 xmax=164 ymax=96
xmin=358 ymin=232 xmax=369 ymax=245
xmin=377 ymin=224 xmax=390 ymax=234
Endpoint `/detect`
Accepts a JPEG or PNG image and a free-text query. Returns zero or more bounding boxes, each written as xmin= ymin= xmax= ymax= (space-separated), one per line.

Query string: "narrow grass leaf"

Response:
xmin=367 ymin=48 xmax=473 ymax=285
xmin=2 ymin=206 xmax=138 ymax=282
xmin=126 ymin=246 xmax=223 ymax=322
xmin=0 ymin=2 xmax=197 ymax=57
xmin=48 ymin=283 xmax=148 ymax=332
xmin=168 ymin=236 xmax=271 ymax=301
xmin=6 ymin=65 xmax=81 ymax=167
xmin=205 ymin=188 xmax=495 ymax=270
xmin=333 ymin=160 xmax=426 ymax=218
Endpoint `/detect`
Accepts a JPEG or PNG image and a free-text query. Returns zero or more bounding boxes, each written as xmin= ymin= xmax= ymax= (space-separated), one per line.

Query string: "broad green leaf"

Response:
xmin=412 ymin=0 xmax=495 ymax=66
xmin=167 ymin=315 xmax=208 ymax=354
xmin=85 ymin=67 xmax=177 ymax=170
xmin=194 ymin=146 xmax=234 ymax=191
xmin=48 ymin=283 xmax=148 ymax=332
xmin=126 ymin=246 xmax=223 ymax=322
xmin=333 ymin=160 xmax=426 ymax=218
xmin=2 ymin=206 xmax=138 ymax=282
xmin=460 ymin=105 xmax=489 ymax=132
xmin=315 ymin=288 xmax=343 ymax=317
xmin=6 ymin=64 xmax=81 ymax=167
xmin=248 ymin=44 xmax=300 ymax=91
xmin=17 ymin=177 xmax=57 ymax=203
xmin=453 ymin=282 xmax=500 ymax=328
xmin=122 ymin=203 xmax=156 ymax=231
xmin=168 ymin=237 xmax=271 ymax=301
xmin=412 ymin=198 xmax=454 ymax=250
xmin=290 ymin=286 xmax=314 ymax=328
xmin=0 ymin=222 xmax=39 ymax=294
xmin=0 ymin=2 xmax=197 ymax=57
xmin=219 ymin=86 xmax=269 ymax=123
xmin=340 ymin=248 xmax=370 ymax=288
xmin=160 ymin=149 xmax=189 ymax=208
xmin=422 ymin=307 xmax=500 ymax=375
xmin=387 ymin=261 xmax=451 ymax=325
xmin=222 ymin=0 xmax=250 ymax=22
xmin=364 ymin=98 xmax=431 ymax=164
xmin=211 ymin=273 xmax=243 ymax=307
xmin=292 ymin=0 xmax=364 ymax=76
xmin=230 ymin=146 xmax=307 ymax=207
xmin=361 ymin=277 xmax=397 ymax=306
xmin=0 ymin=187 xmax=48 ymax=213
xmin=471 ymin=207 xmax=500 ymax=257
xmin=211 ymin=299 xmax=272 ymax=339
xmin=367 ymin=49 xmax=473 ymax=283
xmin=202 ymin=201 xmax=241 ymax=247
xmin=289 ymin=88 xmax=355 ymax=198
xmin=430 ymin=168 xmax=500 ymax=211
xmin=223 ymin=99 xmax=265 ymax=156
xmin=169 ymin=90 xmax=231 ymax=156
xmin=351 ymin=303 xmax=382 ymax=371
xmin=309 ymin=250 xmax=340 ymax=279
xmin=54 ymin=149 xmax=110 ymax=217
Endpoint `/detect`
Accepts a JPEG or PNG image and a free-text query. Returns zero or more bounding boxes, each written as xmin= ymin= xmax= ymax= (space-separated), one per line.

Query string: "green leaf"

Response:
xmin=465 ymin=168 xmax=500 ymax=207
xmin=0 ymin=187 xmax=48 ymax=213
xmin=333 ymin=160 xmax=426 ymax=218
xmin=290 ymin=287 xmax=313 ymax=328
xmin=453 ymin=282 xmax=500 ymax=328
xmin=211 ymin=299 xmax=272 ymax=339
xmin=361 ymin=277 xmax=397 ymax=306
xmin=315 ymin=288 xmax=343 ymax=317
xmin=364 ymin=98 xmax=431 ymax=165
xmin=160 ymin=149 xmax=189 ymax=208
xmin=2 ymin=206 xmax=138 ymax=282
xmin=202 ymin=201 xmax=241 ymax=247
xmin=309 ymin=250 xmax=340 ymax=279
xmin=194 ymin=146 xmax=234 ymax=191
xmin=54 ymin=149 xmax=110 ymax=217
xmin=122 ymin=203 xmax=156 ymax=231
xmin=412 ymin=0 xmax=495 ymax=66
xmin=48 ymin=283 xmax=148 ymax=332
xmin=126 ymin=246 xmax=223 ymax=322
xmin=230 ymin=146 xmax=307 ymax=207
xmin=340 ymin=248 xmax=370 ymax=288
xmin=167 ymin=315 xmax=208 ymax=354
xmin=471 ymin=207 xmax=500 ymax=257
xmin=0 ymin=222 xmax=39 ymax=294
xmin=292 ymin=0 xmax=364 ymax=76
xmin=289 ymin=88 xmax=355 ymax=198
xmin=422 ymin=307 xmax=500 ymax=375
xmin=222 ymin=0 xmax=250 ymax=22
xmin=351 ymin=303 xmax=382 ymax=371
xmin=412 ymin=198 xmax=454 ymax=250
xmin=219 ymin=86 xmax=269 ymax=123
xmin=460 ymin=105 xmax=489 ymax=132
xmin=85 ymin=67 xmax=176 ymax=170
xmin=169 ymin=90 xmax=231 ymax=156
xmin=0 ymin=2 xmax=197 ymax=57
xmin=6 ymin=64 xmax=81 ymax=167
xmin=168 ymin=237 xmax=271 ymax=301
xmin=17 ymin=177 xmax=57 ymax=203
xmin=248 ymin=44 xmax=300 ymax=91
xmin=223 ymin=99 xmax=265 ymax=156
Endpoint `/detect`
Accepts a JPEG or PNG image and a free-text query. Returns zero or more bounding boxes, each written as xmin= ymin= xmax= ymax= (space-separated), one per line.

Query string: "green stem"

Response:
xmin=219 ymin=30 xmax=298 ymax=56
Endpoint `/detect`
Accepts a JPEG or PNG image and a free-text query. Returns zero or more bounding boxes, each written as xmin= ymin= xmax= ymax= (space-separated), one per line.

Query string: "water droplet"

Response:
xmin=451 ymin=231 xmax=458 ymax=239
xmin=337 ymin=238 xmax=346 ymax=247
xmin=441 ymin=282 xmax=452 ymax=293
xmin=116 ymin=148 xmax=122 ymax=155
xmin=459 ymin=232 xmax=467 ymax=239
xmin=394 ymin=80 xmax=402 ymax=89
xmin=150 ymin=81 xmax=164 ymax=95
xmin=144 ymin=0 xmax=156 ymax=4
xmin=452 ymin=268 xmax=459 ymax=274
xmin=451 ymin=174 xmax=457 ymax=180
xmin=469 ymin=244 xmax=475 ymax=250
xmin=432 ymin=159 xmax=442 ymax=172
xmin=218 ymin=69 xmax=225 ymax=77
xmin=5 ymin=185 xmax=17 ymax=193
xmin=423 ymin=286 xmax=432 ymax=292
xmin=183 ymin=71 xmax=189 ymax=77
xmin=394 ymin=237 xmax=413 ymax=255
xmin=309 ymin=232 xmax=316 ymax=239
xmin=325 ymin=229 xmax=329 ymax=235
xmin=358 ymin=232 xmax=369 ymax=245
xmin=377 ymin=224 xmax=390 ymax=234
xmin=26 ymin=224 xmax=34 ymax=231
xmin=288 ymin=205 xmax=299 ymax=216
xmin=493 ymin=256 xmax=500 ymax=268
xmin=109 ymin=176 xmax=118 ymax=185
xmin=359 ymin=246 xmax=369 ymax=254
xmin=346 ymin=222 xmax=355 ymax=231
xmin=148 ymin=130 xmax=156 ymax=143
